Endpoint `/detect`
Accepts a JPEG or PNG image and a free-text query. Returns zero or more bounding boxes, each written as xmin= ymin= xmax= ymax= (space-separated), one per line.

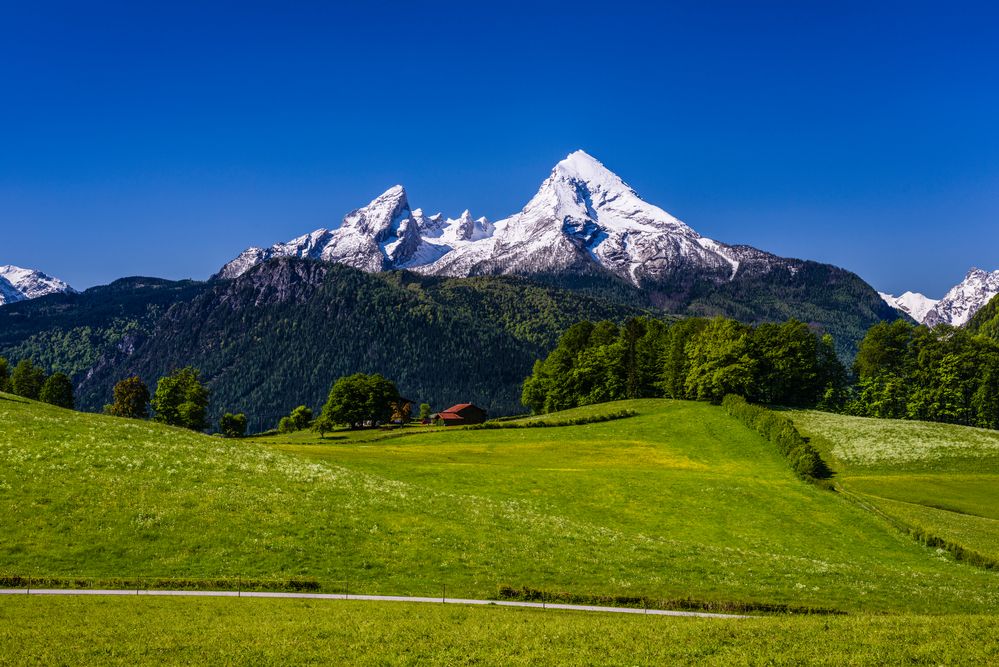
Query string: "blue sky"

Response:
xmin=2 ymin=1 xmax=997 ymax=296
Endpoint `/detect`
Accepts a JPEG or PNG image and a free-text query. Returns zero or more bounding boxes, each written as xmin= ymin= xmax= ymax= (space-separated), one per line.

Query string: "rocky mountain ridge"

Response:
xmin=880 ymin=268 xmax=999 ymax=326
xmin=0 ymin=265 xmax=75 ymax=306
xmin=218 ymin=151 xmax=798 ymax=289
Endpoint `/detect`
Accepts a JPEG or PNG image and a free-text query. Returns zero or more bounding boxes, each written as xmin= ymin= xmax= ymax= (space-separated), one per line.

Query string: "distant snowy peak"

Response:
xmin=878 ymin=290 xmax=939 ymax=323
xmin=0 ymin=265 xmax=75 ymax=306
xmin=923 ymin=268 xmax=999 ymax=328
xmin=217 ymin=150 xmax=786 ymax=286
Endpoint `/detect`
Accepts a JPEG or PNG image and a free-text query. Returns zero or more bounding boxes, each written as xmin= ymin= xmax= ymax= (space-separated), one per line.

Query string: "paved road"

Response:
xmin=0 ymin=588 xmax=748 ymax=619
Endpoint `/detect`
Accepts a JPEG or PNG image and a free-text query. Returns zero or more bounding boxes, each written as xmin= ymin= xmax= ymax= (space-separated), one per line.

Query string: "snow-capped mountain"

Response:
xmin=216 ymin=185 xmax=492 ymax=280
xmin=878 ymin=291 xmax=939 ymax=324
xmin=922 ymin=268 xmax=999 ymax=327
xmin=218 ymin=150 xmax=791 ymax=287
xmin=419 ymin=150 xmax=749 ymax=284
xmin=0 ymin=265 xmax=75 ymax=306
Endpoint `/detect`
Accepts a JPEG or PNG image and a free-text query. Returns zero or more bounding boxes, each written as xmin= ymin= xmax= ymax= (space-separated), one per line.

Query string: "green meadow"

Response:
xmin=3 ymin=393 xmax=999 ymax=614
xmin=3 ymin=596 xmax=999 ymax=666
xmin=792 ymin=410 xmax=999 ymax=564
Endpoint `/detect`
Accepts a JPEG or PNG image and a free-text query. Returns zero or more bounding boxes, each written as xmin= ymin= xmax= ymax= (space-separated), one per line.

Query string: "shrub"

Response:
xmin=219 ymin=412 xmax=247 ymax=438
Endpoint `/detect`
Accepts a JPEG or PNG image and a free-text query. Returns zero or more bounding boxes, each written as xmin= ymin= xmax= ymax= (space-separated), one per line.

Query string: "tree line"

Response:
xmin=848 ymin=320 xmax=999 ymax=428
xmin=2 ymin=352 xmax=410 ymax=439
xmin=521 ymin=317 xmax=847 ymax=414
xmin=522 ymin=314 xmax=999 ymax=431
xmin=0 ymin=357 xmax=75 ymax=409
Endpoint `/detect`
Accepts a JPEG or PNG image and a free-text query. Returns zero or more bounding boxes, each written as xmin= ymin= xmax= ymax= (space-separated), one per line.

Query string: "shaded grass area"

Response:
xmin=793 ymin=410 xmax=999 ymax=564
xmin=5 ymin=395 xmax=999 ymax=612
xmin=2 ymin=596 xmax=998 ymax=666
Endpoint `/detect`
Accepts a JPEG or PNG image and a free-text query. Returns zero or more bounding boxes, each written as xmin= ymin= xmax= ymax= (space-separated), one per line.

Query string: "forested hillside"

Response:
xmin=0 ymin=253 xmax=902 ymax=431
xmin=967 ymin=293 xmax=999 ymax=340
xmin=0 ymin=277 xmax=208 ymax=380
xmin=65 ymin=260 xmax=644 ymax=430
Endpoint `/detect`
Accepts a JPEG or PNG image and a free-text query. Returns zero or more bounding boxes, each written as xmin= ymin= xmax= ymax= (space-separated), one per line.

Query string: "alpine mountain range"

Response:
xmin=3 ymin=149 xmax=997 ymax=425
xmin=3 ymin=149 xmax=997 ymax=329
xmin=217 ymin=150 xmax=997 ymax=328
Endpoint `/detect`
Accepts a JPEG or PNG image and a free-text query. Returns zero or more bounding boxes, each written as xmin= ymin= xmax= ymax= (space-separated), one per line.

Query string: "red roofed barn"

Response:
xmin=436 ymin=403 xmax=488 ymax=426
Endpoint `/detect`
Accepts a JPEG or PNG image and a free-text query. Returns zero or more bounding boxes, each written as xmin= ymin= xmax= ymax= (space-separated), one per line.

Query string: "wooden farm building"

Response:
xmin=436 ymin=403 xmax=488 ymax=426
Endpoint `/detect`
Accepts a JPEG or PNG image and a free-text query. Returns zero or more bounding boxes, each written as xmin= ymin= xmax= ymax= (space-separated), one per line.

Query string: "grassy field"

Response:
xmin=4 ymin=393 xmax=999 ymax=613
xmin=792 ymin=410 xmax=999 ymax=564
xmin=2 ymin=596 xmax=998 ymax=666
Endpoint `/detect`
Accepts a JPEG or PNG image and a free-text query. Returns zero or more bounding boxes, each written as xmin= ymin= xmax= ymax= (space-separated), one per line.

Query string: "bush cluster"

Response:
xmin=721 ymin=395 xmax=830 ymax=481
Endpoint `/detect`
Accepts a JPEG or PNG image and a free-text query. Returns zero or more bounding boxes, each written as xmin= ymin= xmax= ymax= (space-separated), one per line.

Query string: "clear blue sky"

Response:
xmin=2 ymin=1 xmax=997 ymax=297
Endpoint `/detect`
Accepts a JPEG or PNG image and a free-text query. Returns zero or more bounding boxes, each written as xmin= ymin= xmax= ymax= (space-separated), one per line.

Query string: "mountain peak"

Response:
xmin=340 ymin=185 xmax=411 ymax=237
xmin=553 ymin=150 xmax=632 ymax=194
xmin=878 ymin=290 xmax=939 ymax=323
xmin=0 ymin=264 xmax=76 ymax=306
xmin=922 ymin=267 xmax=999 ymax=327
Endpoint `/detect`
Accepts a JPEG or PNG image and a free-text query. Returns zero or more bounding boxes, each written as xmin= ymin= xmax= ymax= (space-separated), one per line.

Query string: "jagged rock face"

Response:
xmin=216 ymin=150 xmax=792 ymax=289
xmin=877 ymin=291 xmax=940 ymax=324
xmin=0 ymin=265 xmax=75 ymax=306
xmin=923 ymin=268 xmax=999 ymax=327
xmin=216 ymin=186 xmax=487 ymax=279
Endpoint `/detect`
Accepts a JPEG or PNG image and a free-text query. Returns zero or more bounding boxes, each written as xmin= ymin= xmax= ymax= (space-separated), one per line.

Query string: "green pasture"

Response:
xmin=793 ymin=410 xmax=999 ymax=563
xmin=3 ymin=393 xmax=999 ymax=612
xmin=2 ymin=596 xmax=998 ymax=666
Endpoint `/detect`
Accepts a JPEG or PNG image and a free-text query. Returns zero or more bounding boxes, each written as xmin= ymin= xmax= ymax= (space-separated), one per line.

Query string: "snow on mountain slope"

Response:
xmin=217 ymin=150 xmax=781 ymax=287
xmin=216 ymin=186 xmax=488 ymax=279
xmin=923 ymin=268 xmax=999 ymax=327
xmin=0 ymin=265 xmax=75 ymax=306
xmin=878 ymin=290 xmax=939 ymax=323
xmin=419 ymin=150 xmax=745 ymax=284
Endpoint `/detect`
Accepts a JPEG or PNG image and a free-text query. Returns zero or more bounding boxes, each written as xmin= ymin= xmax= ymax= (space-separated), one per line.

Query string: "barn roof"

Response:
xmin=440 ymin=403 xmax=475 ymax=414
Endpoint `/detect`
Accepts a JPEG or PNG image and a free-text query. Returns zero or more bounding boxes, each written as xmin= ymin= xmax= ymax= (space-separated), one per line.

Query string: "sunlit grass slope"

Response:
xmin=4 ymin=393 xmax=999 ymax=612
xmin=3 ymin=597 xmax=999 ymax=666
xmin=793 ymin=410 xmax=999 ymax=562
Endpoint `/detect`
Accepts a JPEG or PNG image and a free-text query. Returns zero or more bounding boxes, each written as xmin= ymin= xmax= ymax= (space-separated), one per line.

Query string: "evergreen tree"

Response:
xmin=151 ymin=367 xmax=209 ymax=431
xmin=39 ymin=372 xmax=74 ymax=409
xmin=0 ymin=356 xmax=9 ymax=393
xmin=11 ymin=359 xmax=46 ymax=400
xmin=658 ymin=318 xmax=708 ymax=399
xmin=107 ymin=376 xmax=151 ymax=419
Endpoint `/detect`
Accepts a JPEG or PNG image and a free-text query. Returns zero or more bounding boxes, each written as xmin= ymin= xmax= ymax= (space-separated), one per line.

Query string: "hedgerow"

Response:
xmin=722 ymin=395 xmax=831 ymax=481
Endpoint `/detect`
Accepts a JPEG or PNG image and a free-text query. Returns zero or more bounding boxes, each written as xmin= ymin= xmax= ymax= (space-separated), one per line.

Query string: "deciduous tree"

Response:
xmin=219 ymin=412 xmax=247 ymax=438
xmin=151 ymin=367 xmax=209 ymax=431
xmin=107 ymin=376 xmax=151 ymax=419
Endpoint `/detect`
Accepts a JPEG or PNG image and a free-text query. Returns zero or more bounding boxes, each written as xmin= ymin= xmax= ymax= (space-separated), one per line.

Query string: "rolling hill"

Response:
xmin=3 ymin=394 xmax=999 ymax=613
xmin=792 ymin=410 xmax=999 ymax=566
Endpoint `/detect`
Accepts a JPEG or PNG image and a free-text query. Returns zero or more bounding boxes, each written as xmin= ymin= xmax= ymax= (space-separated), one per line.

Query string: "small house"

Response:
xmin=436 ymin=403 xmax=488 ymax=426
